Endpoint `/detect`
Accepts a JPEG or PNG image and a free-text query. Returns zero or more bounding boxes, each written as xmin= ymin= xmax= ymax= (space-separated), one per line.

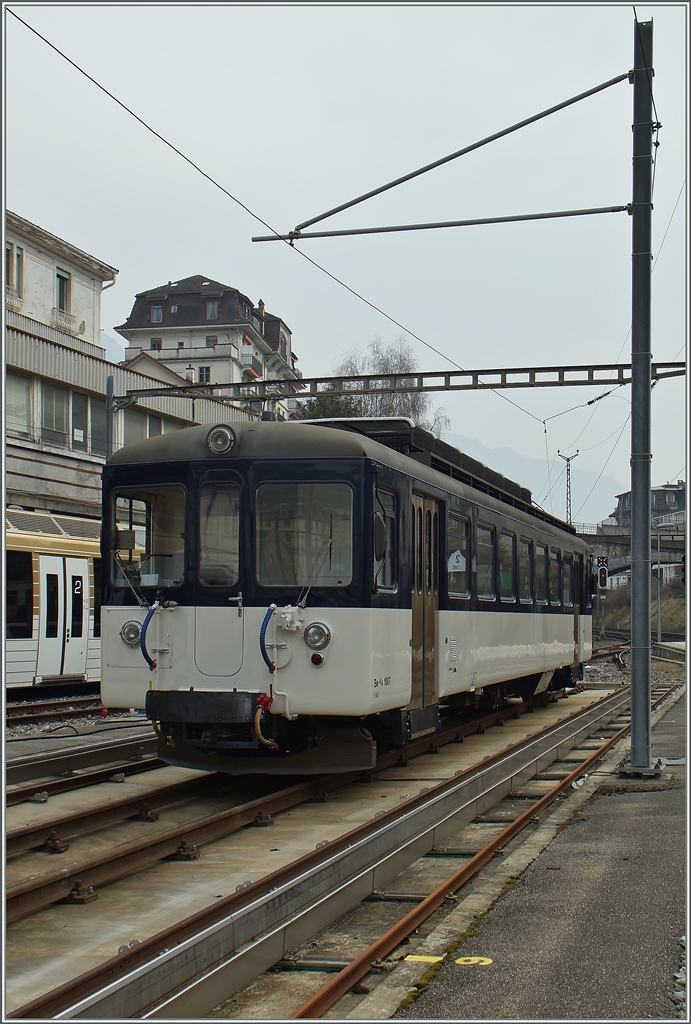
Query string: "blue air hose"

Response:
xmin=140 ymin=604 xmax=158 ymax=671
xmin=260 ymin=605 xmax=277 ymax=674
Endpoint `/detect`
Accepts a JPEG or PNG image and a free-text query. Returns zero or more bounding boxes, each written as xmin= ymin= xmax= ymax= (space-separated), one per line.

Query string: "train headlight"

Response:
xmin=120 ymin=620 xmax=142 ymax=647
xmin=207 ymin=425 xmax=236 ymax=455
xmin=303 ymin=622 xmax=331 ymax=650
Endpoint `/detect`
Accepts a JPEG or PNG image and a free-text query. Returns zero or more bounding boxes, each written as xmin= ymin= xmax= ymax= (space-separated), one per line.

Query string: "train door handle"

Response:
xmin=228 ymin=592 xmax=243 ymax=617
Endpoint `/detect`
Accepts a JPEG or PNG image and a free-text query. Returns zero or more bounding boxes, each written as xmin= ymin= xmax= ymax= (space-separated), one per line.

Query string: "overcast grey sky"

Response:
xmin=4 ymin=2 xmax=688 ymax=523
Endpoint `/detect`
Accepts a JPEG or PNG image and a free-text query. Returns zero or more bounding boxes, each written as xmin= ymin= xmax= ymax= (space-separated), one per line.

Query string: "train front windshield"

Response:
xmin=256 ymin=482 xmax=353 ymax=588
xmin=111 ymin=485 xmax=186 ymax=589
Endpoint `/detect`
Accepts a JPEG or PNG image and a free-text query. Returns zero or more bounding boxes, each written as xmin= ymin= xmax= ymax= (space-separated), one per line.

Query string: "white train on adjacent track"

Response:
xmin=100 ymin=418 xmax=595 ymax=774
xmin=5 ymin=508 xmax=101 ymax=688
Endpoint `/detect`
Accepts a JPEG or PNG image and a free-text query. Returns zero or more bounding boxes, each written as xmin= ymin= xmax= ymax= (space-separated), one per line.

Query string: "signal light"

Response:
xmin=310 ymin=652 xmax=324 ymax=666
xmin=598 ymin=566 xmax=608 ymax=590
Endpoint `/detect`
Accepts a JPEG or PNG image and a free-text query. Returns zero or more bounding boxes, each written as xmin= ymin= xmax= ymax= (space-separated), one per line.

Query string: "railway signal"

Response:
xmin=597 ymin=556 xmax=608 ymax=593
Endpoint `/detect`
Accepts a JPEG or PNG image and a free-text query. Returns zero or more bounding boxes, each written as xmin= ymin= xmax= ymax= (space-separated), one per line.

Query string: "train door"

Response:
xmin=37 ymin=555 xmax=90 ymax=678
xmin=411 ymin=495 xmax=439 ymax=709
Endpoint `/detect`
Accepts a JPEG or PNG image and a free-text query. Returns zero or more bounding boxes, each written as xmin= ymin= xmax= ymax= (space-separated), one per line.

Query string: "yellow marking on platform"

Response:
xmin=455 ymin=956 xmax=493 ymax=965
xmin=404 ymin=955 xmax=444 ymax=963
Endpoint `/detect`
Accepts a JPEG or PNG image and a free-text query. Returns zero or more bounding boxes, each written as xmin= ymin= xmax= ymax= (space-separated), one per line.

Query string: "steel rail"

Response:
xmin=6 ymin=773 xmax=230 ymax=856
xmin=6 ymin=779 xmax=326 ymax=922
xmin=6 ymin=734 xmax=158 ymax=786
xmin=6 ymin=698 xmax=104 ymax=727
xmin=15 ymin=688 xmax=632 ymax=1020
xmin=290 ymin=684 xmax=679 ymax=1018
xmin=5 ymin=758 xmax=165 ymax=807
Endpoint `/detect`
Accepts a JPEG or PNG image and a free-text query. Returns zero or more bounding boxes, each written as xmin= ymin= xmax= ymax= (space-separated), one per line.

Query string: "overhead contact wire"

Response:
xmin=8 ymin=7 xmax=544 ymax=425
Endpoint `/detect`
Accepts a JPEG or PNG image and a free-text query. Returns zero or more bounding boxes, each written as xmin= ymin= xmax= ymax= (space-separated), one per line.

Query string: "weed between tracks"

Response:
xmin=395 ymin=879 xmax=518 ymax=1012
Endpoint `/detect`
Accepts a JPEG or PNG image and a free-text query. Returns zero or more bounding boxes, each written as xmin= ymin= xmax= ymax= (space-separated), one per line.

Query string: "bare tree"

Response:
xmin=334 ymin=336 xmax=450 ymax=436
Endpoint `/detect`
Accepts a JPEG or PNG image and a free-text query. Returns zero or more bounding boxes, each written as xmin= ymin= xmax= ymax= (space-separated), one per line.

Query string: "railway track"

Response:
xmin=6 ymin=696 xmax=104 ymax=728
xmin=6 ymin=680 xmax=682 ymax=1020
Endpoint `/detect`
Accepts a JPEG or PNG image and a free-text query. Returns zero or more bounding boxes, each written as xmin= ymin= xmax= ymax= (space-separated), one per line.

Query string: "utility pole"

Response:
xmin=557 ymin=450 xmax=579 ymax=524
xmin=625 ymin=18 xmax=658 ymax=774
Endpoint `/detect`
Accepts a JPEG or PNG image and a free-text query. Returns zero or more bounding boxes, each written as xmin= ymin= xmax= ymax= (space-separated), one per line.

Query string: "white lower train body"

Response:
xmin=101 ymin=603 xmax=592 ymax=716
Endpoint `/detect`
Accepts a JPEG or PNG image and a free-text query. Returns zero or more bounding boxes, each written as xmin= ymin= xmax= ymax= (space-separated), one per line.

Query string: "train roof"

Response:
xmin=108 ymin=419 xmax=575 ymax=535
xmin=5 ymin=508 xmax=102 ymax=541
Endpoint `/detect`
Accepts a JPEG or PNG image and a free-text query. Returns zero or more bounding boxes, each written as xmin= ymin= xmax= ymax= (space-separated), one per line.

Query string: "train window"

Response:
xmin=256 ymin=483 xmax=353 ymax=588
xmin=518 ymin=539 xmax=533 ymax=602
xmin=563 ymin=554 xmax=573 ymax=607
xmin=433 ymin=510 xmax=439 ymax=596
xmin=499 ymin=533 xmax=516 ymax=601
xmin=374 ymin=490 xmax=396 ymax=591
xmin=447 ymin=515 xmax=469 ymax=598
xmin=416 ymin=506 xmax=423 ymax=595
xmin=6 ymin=550 xmax=33 ymax=639
xmin=111 ymin=486 xmax=186 ymax=588
xmin=549 ymin=548 xmax=561 ymax=606
xmin=93 ymin=558 xmax=102 ymax=638
xmin=536 ymin=544 xmax=548 ymax=604
xmin=425 ymin=510 xmax=433 ymax=595
xmin=46 ymin=574 xmax=59 ymax=637
xmin=71 ymin=576 xmax=84 ymax=637
xmin=477 ymin=525 xmax=495 ymax=600
xmin=199 ymin=483 xmax=240 ymax=587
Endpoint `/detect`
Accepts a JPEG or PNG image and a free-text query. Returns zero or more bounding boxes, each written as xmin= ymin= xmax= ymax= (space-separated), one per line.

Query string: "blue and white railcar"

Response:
xmin=100 ymin=419 xmax=594 ymax=774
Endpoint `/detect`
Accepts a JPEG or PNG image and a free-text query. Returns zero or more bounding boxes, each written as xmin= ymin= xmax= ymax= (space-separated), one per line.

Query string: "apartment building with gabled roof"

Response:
xmin=114 ymin=275 xmax=302 ymax=418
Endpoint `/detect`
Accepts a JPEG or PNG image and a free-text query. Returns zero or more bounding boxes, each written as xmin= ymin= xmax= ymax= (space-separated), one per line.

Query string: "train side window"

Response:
xmin=549 ymin=548 xmax=561 ymax=606
xmin=499 ymin=532 xmax=516 ymax=602
xmin=477 ymin=525 xmax=495 ymax=600
xmin=374 ymin=490 xmax=396 ymax=591
xmin=199 ymin=483 xmax=240 ymax=587
xmin=447 ymin=514 xmax=469 ymax=598
xmin=518 ymin=538 xmax=533 ymax=603
xmin=6 ymin=550 xmax=33 ymax=639
xmin=563 ymin=554 xmax=573 ymax=607
xmin=536 ymin=544 xmax=548 ymax=604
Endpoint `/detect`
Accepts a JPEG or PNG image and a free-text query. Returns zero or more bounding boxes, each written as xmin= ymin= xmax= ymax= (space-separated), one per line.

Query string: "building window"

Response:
xmin=41 ymin=383 xmax=69 ymax=446
xmin=149 ymin=415 xmax=162 ymax=436
xmin=150 ymin=338 xmax=162 ymax=351
xmin=178 ymin=341 xmax=184 ymax=348
xmin=15 ymin=247 xmax=23 ymax=296
xmin=170 ymin=304 xmax=178 ymax=313
xmin=5 ymin=243 xmax=11 ymax=287
xmin=206 ymin=300 xmax=219 ymax=320
xmin=150 ymin=304 xmax=163 ymax=323
xmin=90 ymin=398 xmax=107 ymax=457
xmin=56 ymin=269 xmax=71 ymax=312
xmin=72 ymin=392 xmax=88 ymax=451
xmin=6 ymin=374 xmax=31 ymax=438
xmin=124 ymin=407 xmax=148 ymax=446
xmin=198 ymin=366 xmax=211 ymax=384
xmin=206 ymin=336 xmax=217 ymax=348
